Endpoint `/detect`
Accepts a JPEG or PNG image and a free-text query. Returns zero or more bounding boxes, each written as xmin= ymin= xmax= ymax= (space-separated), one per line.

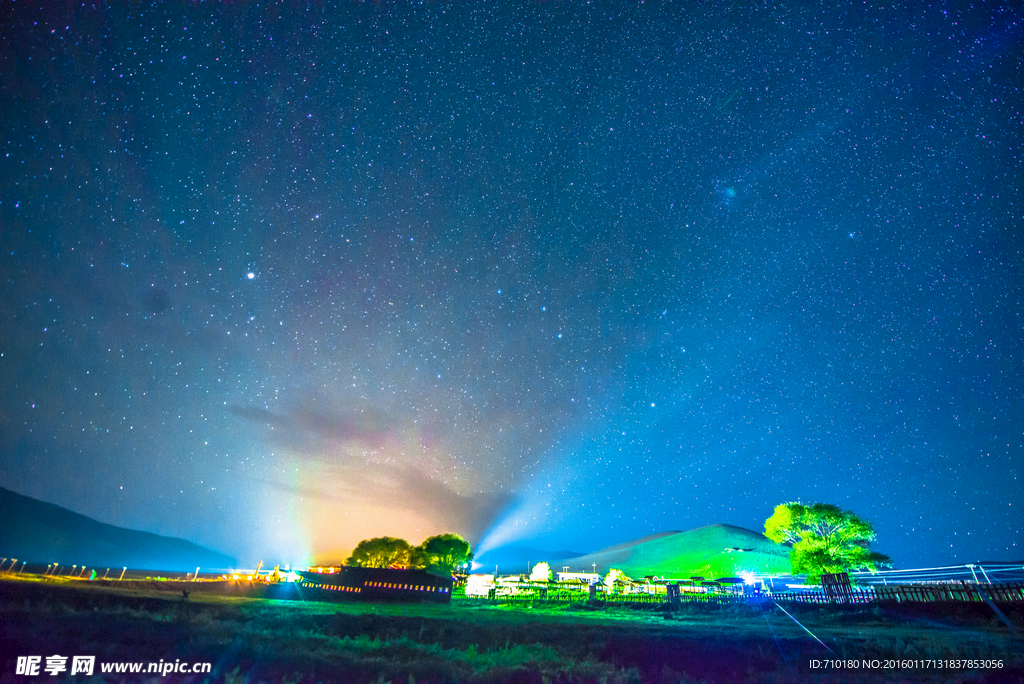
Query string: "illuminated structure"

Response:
xmin=274 ymin=567 xmax=454 ymax=604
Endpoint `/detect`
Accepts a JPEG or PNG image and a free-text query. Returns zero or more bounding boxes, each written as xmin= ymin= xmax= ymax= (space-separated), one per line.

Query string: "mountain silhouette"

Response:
xmin=0 ymin=487 xmax=236 ymax=571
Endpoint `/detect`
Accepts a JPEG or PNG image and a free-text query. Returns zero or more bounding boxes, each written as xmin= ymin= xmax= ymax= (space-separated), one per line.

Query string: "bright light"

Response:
xmin=465 ymin=574 xmax=495 ymax=597
xmin=738 ymin=571 xmax=756 ymax=585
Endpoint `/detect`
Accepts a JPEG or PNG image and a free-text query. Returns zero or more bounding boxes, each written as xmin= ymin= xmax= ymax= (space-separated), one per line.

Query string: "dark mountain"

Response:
xmin=473 ymin=545 xmax=585 ymax=574
xmin=0 ymin=487 xmax=236 ymax=571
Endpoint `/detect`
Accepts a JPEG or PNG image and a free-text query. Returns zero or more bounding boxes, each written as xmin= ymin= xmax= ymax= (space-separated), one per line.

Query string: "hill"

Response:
xmin=554 ymin=524 xmax=791 ymax=579
xmin=0 ymin=487 xmax=236 ymax=571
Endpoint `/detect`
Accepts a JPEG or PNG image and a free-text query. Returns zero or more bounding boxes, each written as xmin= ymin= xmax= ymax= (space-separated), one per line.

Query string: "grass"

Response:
xmin=1 ymin=576 xmax=1022 ymax=683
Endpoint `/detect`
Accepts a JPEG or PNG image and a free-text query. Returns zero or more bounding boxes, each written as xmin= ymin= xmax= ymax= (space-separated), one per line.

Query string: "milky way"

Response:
xmin=1 ymin=3 xmax=1021 ymax=568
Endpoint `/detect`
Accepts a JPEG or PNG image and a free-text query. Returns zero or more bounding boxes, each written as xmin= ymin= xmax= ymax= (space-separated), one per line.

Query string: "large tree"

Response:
xmin=346 ymin=536 xmax=413 ymax=569
xmin=414 ymin=533 xmax=473 ymax=577
xmin=765 ymin=502 xmax=890 ymax=582
xmin=529 ymin=561 xmax=552 ymax=582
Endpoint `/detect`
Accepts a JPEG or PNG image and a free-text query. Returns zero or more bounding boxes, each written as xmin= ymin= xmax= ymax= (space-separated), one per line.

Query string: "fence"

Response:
xmin=771 ymin=581 xmax=1024 ymax=605
xmin=874 ymin=582 xmax=1024 ymax=603
xmin=770 ymin=587 xmax=876 ymax=605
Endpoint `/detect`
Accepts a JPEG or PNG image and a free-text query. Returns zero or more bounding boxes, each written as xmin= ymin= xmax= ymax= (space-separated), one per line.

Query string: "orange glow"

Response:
xmin=252 ymin=415 xmax=509 ymax=564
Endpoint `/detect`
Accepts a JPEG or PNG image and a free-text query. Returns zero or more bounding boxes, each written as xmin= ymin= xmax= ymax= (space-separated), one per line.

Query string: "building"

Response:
xmin=277 ymin=567 xmax=454 ymax=604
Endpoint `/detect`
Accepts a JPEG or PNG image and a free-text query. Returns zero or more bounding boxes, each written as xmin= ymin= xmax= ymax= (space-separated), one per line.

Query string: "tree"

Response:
xmin=765 ymin=502 xmax=890 ymax=582
xmin=346 ymin=536 xmax=413 ymax=569
xmin=604 ymin=568 xmax=629 ymax=594
xmin=529 ymin=561 xmax=552 ymax=582
xmin=415 ymin=534 xmax=473 ymax=576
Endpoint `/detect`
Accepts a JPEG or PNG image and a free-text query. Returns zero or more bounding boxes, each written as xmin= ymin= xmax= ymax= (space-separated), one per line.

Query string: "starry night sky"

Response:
xmin=1 ymin=3 xmax=1021 ymax=570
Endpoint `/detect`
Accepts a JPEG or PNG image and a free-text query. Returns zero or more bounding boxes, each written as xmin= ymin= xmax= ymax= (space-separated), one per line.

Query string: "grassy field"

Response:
xmin=1 ymin=575 xmax=1021 ymax=683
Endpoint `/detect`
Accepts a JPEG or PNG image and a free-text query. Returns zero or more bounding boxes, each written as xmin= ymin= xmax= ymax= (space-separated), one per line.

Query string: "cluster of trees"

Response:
xmin=765 ymin=502 xmax=890 ymax=582
xmin=346 ymin=533 xmax=473 ymax=576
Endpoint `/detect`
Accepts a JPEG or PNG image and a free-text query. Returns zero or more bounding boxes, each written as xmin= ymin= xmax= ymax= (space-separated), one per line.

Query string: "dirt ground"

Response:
xmin=1 ymin=575 xmax=1021 ymax=683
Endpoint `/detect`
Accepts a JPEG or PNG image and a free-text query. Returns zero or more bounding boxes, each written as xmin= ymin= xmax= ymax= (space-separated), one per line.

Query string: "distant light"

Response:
xmin=465 ymin=574 xmax=495 ymax=597
xmin=247 ymin=272 xmax=255 ymax=280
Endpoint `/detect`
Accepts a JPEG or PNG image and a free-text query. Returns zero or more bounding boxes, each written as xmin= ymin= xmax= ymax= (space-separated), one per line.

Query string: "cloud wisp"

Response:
xmin=232 ymin=403 xmax=513 ymax=560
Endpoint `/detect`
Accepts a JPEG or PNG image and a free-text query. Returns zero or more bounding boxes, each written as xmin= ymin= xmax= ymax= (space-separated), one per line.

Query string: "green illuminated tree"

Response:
xmin=765 ymin=502 xmax=890 ymax=583
xmin=346 ymin=536 xmax=413 ymax=569
xmin=415 ymin=533 xmax=473 ymax=576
